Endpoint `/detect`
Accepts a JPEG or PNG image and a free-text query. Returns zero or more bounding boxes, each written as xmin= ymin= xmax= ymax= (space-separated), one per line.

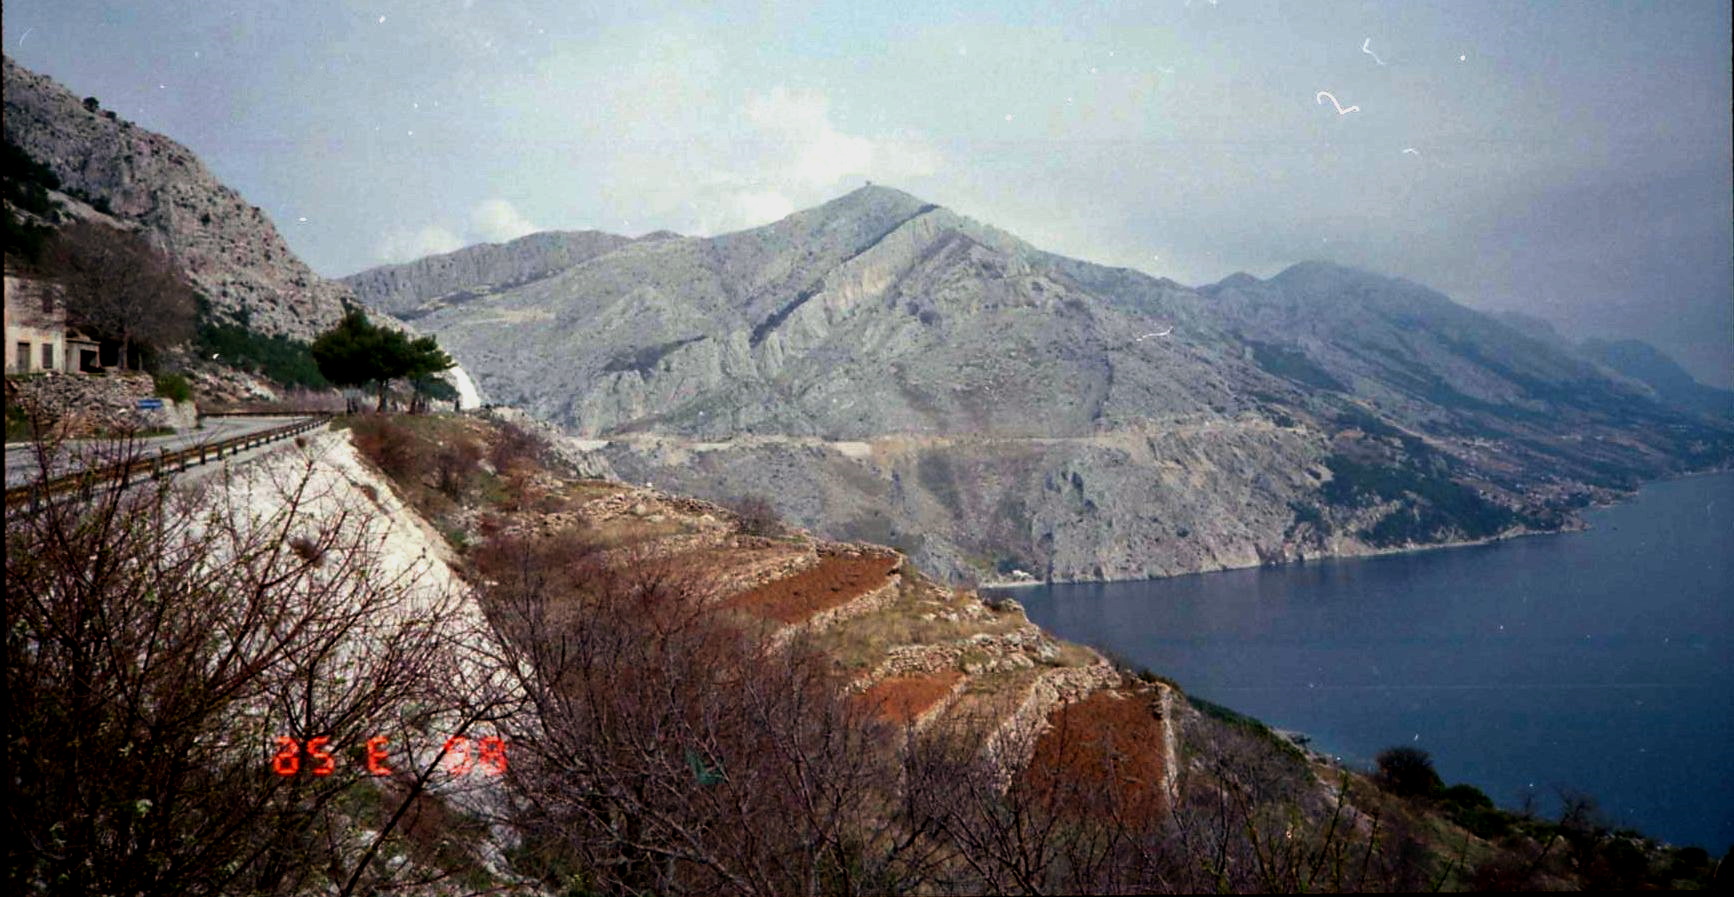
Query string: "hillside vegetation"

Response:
xmin=6 ymin=413 xmax=1722 ymax=893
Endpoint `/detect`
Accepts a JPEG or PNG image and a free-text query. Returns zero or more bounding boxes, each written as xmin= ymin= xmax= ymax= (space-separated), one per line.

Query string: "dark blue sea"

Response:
xmin=1003 ymin=471 xmax=1734 ymax=851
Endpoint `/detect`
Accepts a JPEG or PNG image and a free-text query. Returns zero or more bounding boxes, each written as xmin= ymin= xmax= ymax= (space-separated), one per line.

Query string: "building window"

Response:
xmin=41 ymin=292 xmax=55 ymax=313
xmin=42 ymin=343 xmax=55 ymax=371
xmin=15 ymin=342 xmax=29 ymax=371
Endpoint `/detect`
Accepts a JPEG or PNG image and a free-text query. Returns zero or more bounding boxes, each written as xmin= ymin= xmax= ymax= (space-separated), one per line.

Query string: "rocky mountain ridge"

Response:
xmin=346 ymin=185 xmax=1734 ymax=582
xmin=2 ymin=55 xmax=349 ymax=341
xmin=1580 ymin=336 xmax=1734 ymax=420
xmin=343 ymin=229 xmax=646 ymax=320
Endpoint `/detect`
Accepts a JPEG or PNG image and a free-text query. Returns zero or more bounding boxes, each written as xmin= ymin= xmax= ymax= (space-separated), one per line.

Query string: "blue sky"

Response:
xmin=5 ymin=0 xmax=1730 ymax=384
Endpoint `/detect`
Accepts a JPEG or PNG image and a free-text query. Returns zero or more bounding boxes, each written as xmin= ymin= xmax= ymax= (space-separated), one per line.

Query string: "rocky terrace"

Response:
xmin=347 ymin=413 xmax=1172 ymax=806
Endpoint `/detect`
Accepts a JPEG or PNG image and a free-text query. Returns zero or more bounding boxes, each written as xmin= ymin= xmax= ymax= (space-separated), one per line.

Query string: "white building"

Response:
xmin=4 ymin=274 xmax=100 ymax=374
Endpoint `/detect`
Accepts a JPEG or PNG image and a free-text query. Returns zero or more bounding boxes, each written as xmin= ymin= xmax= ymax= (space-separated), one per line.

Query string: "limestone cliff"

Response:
xmin=2 ymin=55 xmax=349 ymax=341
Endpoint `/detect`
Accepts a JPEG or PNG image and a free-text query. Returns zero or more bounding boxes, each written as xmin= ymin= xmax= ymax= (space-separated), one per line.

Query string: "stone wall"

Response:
xmin=861 ymin=622 xmax=1067 ymax=686
xmin=789 ymin=575 xmax=902 ymax=640
xmin=983 ymin=662 xmax=1123 ymax=786
xmin=6 ymin=369 xmax=196 ymax=437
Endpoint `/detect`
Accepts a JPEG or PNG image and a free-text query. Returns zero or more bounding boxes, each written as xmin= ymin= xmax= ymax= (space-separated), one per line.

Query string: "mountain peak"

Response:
xmin=837 ymin=182 xmax=928 ymax=204
xmin=1213 ymin=272 xmax=1263 ymax=289
xmin=812 ymin=183 xmax=937 ymax=221
xmin=1272 ymin=260 xmax=1364 ymax=281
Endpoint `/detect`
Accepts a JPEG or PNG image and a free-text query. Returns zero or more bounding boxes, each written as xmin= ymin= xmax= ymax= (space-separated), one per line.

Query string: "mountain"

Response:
xmin=1580 ymin=337 xmax=1734 ymax=421
xmin=2 ymin=55 xmax=349 ymax=341
xmin=342 ymin=229 xmax=654 ymax=320
xmin=346 ymin=185 xmax=1734 ymax=582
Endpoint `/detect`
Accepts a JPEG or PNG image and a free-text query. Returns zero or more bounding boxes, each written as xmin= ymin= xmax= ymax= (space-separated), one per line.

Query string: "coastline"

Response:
xmin=979 ymin=522 xmax=1576 ymax=591
xmin=1004 ymin=469 xmax=1734 ymax=849
xmin=979 ymin=464 xmax=1734 ymax=591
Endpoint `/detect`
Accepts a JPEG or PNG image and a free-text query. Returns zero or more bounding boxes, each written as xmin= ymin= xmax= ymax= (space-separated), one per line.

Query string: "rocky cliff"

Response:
xmin=346 ymin=186 xmax=1734 ymax=582
xmin=2 ymin=55 xmax=349 ymax=341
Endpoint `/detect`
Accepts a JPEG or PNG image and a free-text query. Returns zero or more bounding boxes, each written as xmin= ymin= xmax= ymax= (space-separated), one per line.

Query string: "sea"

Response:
xmin=1002 ymin=471 xmax=1734 ymax=850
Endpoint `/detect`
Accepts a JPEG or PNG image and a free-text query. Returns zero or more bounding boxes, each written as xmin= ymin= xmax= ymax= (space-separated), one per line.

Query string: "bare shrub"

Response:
xmin=44 ymin=220 xmax=196 ymax=368
xmin=488 ymin=420 xmax=547 ymax=473
xmin=889 ymin=703 xmax=1182 ymax=896
xmin=728 ymin=493 xmax=786 ymax=537
xmin=4 ymin=440 xmax=486 ymax=896
xmin=433 ymin=436 xmax=483 ymax=499
xmin=475 ymin=531 xmax=924 ymax=896
xmin=1374 ymin=745 xmax=1443 ymax=798
xmin=348 ymin=415 xmax=423 ymax=483
xmin=288 ymin=533 xmax=325 ymax=565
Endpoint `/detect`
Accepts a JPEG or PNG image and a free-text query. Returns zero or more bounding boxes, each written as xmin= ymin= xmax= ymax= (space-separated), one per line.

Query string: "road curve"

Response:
xmin=3 ymin=416 xmax=311 ymax=488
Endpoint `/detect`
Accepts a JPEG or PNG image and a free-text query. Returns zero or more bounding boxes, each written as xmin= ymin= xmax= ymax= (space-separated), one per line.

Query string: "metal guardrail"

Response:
xmin=198 ymin=408 xmax=344 ymax=417
xmin=4 ymin=414 xmax=333 ymax=511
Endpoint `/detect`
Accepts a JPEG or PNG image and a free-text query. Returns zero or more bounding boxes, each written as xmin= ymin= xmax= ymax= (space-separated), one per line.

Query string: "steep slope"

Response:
xmin=334 ymin=411 xmax=1716 ymax=892
xmin=357 ymin=186 xmax=1734 ymax=581
xmin=2 ymin=55 xmax=349 ymax=340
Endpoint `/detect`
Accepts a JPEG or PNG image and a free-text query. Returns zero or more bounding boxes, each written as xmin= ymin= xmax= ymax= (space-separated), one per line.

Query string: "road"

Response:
xmin=4 ymin=416 xmax=310 ymax=488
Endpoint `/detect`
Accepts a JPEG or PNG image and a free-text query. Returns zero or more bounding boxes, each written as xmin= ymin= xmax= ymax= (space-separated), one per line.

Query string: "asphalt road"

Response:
xmin=4 ymin=416 xmax=309 ymax=488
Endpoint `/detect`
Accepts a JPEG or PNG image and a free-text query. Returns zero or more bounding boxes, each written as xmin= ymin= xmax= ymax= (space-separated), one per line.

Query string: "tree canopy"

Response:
xmin=1374 ymin=746 xmax=1445 ymax=798
xmin=46 ymin=221 xmax=196 ymax=369
xmin=311 ymin=310 xmax=453 ymax=411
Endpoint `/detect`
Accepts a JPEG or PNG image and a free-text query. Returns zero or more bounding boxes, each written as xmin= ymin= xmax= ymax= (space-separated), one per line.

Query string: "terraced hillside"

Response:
xmin=316 ymin=409 xmax=1708 ymax=892
xmin=423 ymin=416 xmax=1137 ymax=778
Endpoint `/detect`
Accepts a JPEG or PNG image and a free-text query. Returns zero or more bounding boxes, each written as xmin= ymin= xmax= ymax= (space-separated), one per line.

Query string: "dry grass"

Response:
xmin=588 ymin=515 xmax=694 ymax=548
xmin=565 ymin=479 xmax=631 ymax=502
xmin=813 ymin=582 xmax=1034 ymax=673
xmin=816 ymin=602 xmax=968 ymax=671
xmin=960 ymin=665 xmax=1039 ymax=698
xmin=1052 ymin=642 xmax=1101 ymax=668
xmin=661 ymin=543 xmax=815 ymax=603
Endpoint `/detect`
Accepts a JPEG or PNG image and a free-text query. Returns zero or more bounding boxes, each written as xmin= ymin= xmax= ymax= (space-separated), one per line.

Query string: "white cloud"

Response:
xmin=742 ymin=85 xmax=939 ymax=191
xmin=374 ymin=225 xmax=464 ymax=263
xmin=676 ymin=85 xmax=943 ymax=233
xmin=470 ymin=198 xmax=538 ymax=243
xmin=497 ymin=26 xmax=942 ymax=239
xmin=732 ymin=189 xmax=797 ymax=227
xmin=745 ymin=86 xmax=875 ymax=187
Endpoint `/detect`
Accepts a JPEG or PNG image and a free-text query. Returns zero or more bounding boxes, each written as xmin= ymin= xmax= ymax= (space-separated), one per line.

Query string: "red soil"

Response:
xmin=854 ymin=670 xmax=965 ymax=725
xmin=721 ymin=553 xmax=899 ymax=624
xmin=1022 ymin=689 xmax=1167 ymax=818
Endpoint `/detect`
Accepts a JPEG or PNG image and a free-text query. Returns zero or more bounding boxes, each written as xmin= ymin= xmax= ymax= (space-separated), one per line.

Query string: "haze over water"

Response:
xmin=1009 ymin=472 xmax=1734 ymax=850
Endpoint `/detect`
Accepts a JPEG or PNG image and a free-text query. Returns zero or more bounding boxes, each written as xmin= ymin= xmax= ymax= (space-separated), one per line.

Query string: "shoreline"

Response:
xmin=979 ymin=524 xmax=1570 ymax=591
xmin=979 ymin=465 xmax=1734 ymax=591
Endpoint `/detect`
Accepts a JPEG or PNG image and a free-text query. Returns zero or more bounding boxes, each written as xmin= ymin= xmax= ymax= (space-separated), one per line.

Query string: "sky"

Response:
xmin=4 ymin=0 xmax=1731 ymax=386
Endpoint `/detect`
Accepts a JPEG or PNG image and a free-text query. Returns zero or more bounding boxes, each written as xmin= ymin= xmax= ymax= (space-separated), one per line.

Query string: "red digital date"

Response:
xmin=271 ymin=735 xmax=506 ymax=777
